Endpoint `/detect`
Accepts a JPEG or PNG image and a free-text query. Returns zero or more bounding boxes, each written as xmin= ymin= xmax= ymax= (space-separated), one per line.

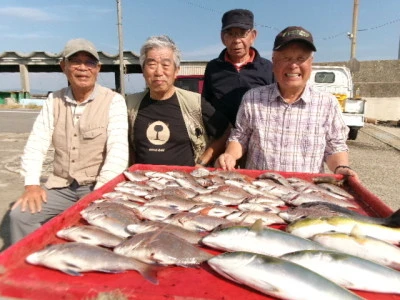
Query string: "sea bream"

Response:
xmin=114 ymin=231 xmax=212 ymax=266
xmin=56 ymin=225 xmax=124 ymax=248
xmin=126 ymin=220 xmax=203 ymax=244
xmin=201 ymin=219 xmax=327 ymax=257
xmin=280 ymin=250 xmax=400 ymax=294
xmin=26 ymin=242 xmax=159 ymax=284
xmin=208 ymin=251 xmax=363 ymax=300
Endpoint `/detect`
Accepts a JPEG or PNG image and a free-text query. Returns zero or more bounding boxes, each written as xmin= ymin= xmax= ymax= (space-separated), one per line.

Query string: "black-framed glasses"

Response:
xmin=67 ymin=58 xmax=99 ymax=69
xmin=223 ymin=29 xmax=253 ymax=39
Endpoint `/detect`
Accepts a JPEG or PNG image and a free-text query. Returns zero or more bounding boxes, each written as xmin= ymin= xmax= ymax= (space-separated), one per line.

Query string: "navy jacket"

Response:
xmin=202 ymin=47 xmax=274 ymax=125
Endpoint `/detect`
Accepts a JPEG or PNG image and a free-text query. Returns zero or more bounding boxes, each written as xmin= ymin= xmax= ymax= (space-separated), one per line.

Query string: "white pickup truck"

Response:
xmin=309 ymin=65 xmax=366 ymax=140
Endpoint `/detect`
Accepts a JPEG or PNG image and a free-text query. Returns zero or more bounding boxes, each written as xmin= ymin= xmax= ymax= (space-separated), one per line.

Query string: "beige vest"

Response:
xmin=126 ymin=87 xmax=209 ymax=164
xmin=45 ymin=85 xmax=114 ymax=189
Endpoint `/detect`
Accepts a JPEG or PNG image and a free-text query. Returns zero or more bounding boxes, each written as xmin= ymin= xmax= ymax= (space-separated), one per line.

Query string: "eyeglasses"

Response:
xmin=67 ymin=58 xmax=99 ymax=69
xmin=223 ymin=29 xmax=252 ymax=39
xmin=275 ymin=55 xmax=312 ymax=65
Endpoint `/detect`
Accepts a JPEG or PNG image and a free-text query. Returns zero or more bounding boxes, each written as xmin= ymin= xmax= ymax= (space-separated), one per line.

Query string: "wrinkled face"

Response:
xmin=272 ymin=42 xmax=313 ymax=92
xmin=221 ymin=27 xmax=257 ymax=62
xmin=142 ymin=47 xmax=179 ymax=100
xmin=60 ymin=52 xmax=100 ymax=91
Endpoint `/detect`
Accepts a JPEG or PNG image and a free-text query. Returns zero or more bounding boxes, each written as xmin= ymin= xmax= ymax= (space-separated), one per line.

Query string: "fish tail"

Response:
xmin=385 ymin=208 xmax=400 ymax=227
xmin=137 ymin=263 xmax=161 ymax=285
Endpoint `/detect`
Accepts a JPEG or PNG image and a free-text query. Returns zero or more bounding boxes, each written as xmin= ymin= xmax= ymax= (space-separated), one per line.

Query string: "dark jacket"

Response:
xmin=202 ymin=47 xmax=274 ymax=125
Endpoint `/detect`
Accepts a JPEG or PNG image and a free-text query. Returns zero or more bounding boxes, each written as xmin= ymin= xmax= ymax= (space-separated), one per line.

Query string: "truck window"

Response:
xmin=175 ymin=76 xmax=204 ymax=93
xmin=314 ymin=72 xmax=335 ymax=84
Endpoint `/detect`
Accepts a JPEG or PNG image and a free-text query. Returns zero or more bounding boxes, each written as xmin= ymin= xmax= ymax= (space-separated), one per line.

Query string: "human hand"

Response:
xmin=12 ymin=185 xmax=47 ymax=213
xmin=214 ymin=153 xmax=236 ymax=171
xmin=335 ymin=166 xmax=360 ymax=182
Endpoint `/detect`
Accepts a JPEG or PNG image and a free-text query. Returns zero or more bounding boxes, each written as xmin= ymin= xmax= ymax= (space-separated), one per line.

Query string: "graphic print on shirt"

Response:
xmin=146 ymin=120 xmax=170 ymax=146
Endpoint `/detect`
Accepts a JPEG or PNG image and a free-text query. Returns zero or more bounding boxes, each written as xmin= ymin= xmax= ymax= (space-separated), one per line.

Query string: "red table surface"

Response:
xmin=0 ymin=164 xmax=398 ymax=300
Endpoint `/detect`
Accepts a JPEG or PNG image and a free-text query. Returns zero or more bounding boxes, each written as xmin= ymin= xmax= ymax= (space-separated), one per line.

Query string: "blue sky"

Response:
xmin=0 ymin=0 xmax=399 ymax=93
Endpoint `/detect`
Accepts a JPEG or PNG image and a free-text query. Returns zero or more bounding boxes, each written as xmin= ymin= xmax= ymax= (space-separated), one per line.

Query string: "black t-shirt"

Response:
xmin=133 ymin=92 xmax=229 ymax=166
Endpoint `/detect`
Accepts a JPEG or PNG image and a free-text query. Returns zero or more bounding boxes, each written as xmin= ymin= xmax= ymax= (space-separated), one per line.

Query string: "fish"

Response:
xmin=56 ymin=225 xmax=124 ymax=248
xmin=190 ymin=167 xmax=210 ymax=177
xmin=207 ymin=251 xmax=363 ymax=300
xmin=225 ymin=211 xmax=286 ymax=226
xmin=316 ymin=182 xmax=354 ymax=199
xmin=81 ymin=202 xmax=141 ymax=238
xmin=280 ymin=250 xmax=400 ymax=294
xmin=145 ymin=195 xmax=199 ymax=211
xmin=310 ymin=231 xmax=400 ymax=270
xmin=126 ymin=220 xmax=202 ymax=244
xmin=123 ymin=170 xmax=149 ymax=182
xmin=257 ymin=171 xmax=292 ymax=188
xmin=237 ymin=202 xmax=281 ymax=213
xmin=286 ymin=216 xmax=400 ymax=244
xmin=26 ymin=242 xmax=159 ymax=284
xmin=201 ymin=219 xmax=327 ymax=257
xmin=282 ymin=191 xmax=358 ymax=208
xmin=312 ymin=175 xmax=346 ymax=186
xmin=144 ymin=186 xmax=197 ymax=199
xmin=278 ymin=202 xmax=400 ymax=226
xmin=189 ymin=204 xmax=238 ymax=218
xmin=114 ymin=231 xmax=212 ymax=266
xmin=165 ymin=212 xmax=232 ymax=232
xmin=192 ymin=193 xmax=246 ymax=206
xmin=133 ymin=205 xmax=179 ymax=221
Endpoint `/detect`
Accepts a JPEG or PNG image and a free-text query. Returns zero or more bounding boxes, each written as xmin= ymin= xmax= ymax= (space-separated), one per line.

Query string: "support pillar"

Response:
xmin=19 ymin=64 xmax=30 ymax=93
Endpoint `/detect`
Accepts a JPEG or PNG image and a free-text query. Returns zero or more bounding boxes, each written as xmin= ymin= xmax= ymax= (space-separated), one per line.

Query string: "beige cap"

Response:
xmin=62 ymin=38 xmax=99 ymax=60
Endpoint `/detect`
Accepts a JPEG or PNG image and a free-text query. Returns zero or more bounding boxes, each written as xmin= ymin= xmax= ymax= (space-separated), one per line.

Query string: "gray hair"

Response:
xmin=139 ymin=35 xmax=181 ymax=69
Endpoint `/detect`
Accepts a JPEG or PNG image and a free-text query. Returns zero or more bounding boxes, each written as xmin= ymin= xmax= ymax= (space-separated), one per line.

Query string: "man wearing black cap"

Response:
xmin=215 ymin=26 xmax=359 ymax=180
xmin=202 ymin=9 xmax=274 ymax=126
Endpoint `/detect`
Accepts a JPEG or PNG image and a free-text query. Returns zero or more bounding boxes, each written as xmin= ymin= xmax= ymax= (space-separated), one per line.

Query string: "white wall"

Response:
xmin=364 ymin=97 xmax=400 ymax=120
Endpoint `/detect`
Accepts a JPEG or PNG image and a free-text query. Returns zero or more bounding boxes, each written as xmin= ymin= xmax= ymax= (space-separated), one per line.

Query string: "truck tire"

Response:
xmin=348 ymin=127 xmax=359 ymax=140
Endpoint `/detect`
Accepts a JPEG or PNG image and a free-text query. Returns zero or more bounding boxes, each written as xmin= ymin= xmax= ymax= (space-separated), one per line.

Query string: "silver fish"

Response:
xmin=192 ymin=193 xmax=246 ymax=206
xmin=189 ymin=204 xmax=238 ymax=217
xmin=225 ymin=211 xmax=286 ymax=226
xmin=201 ymin=219 xmax=327 ymax=257
xmin=165 ymin=212 xmax=232 ymax=232
xmin=238 ymin=202 xmax=281 ymax=213
xmin=278 ymin=202 xmax=400 ymax=226
xmin=208 ymin=251 xmax=363 ymax=300
xmin=114 ymin=231 xmax=212 ymax=266
xmin=145 ymin=195 xmax=199 ymax=211
xmin=316 ymin=182 xmax=355 ymax=199
xmin=280 ymin=250 xmax=400 ymax=294
xmin=311 ymin=231 xmax=400 ymax=270
xmin=126 ymin=220 xmax=202 ymax=244
xmin=257 ymin=171 xmax=292 ymax=188
xmin=123 ymin=170 xmax=149 ymax=182
xmin=56 ymin=225 xmax=124 ymax=248
xmin=26 ymin=242 xmax=158 ymax=284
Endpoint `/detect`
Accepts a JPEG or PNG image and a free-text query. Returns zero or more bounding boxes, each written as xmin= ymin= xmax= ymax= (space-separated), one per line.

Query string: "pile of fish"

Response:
xmin=25 ymin=168 xmax=400 ymax=299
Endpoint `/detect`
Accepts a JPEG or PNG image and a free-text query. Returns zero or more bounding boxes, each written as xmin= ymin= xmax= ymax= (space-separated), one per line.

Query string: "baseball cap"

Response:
xmin=273 ymin=26 xmax=317 ymax=51
xmin=221 ymin=9 xmax=254 ymax=31
xmin=62 ymin=38 xmax=100 ymax=60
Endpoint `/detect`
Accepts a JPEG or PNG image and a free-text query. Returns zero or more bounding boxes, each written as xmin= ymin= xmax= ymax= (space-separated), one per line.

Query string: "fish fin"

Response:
xmin=139 ymin=264 xmax=161 ymax=285
xmin=249 ymin=219 xmax=264 ymax=233
xmin=385 ymin=208 xmax=400 ymax=227
xmin=62 ymin=269 xmax=83 ymax=276
xmin=349 ymin=225 xmax=365 ymax=237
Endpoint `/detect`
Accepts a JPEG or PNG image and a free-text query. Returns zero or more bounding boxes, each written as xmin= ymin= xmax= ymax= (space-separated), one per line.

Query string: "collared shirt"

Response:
xmin=21 ymin=84 xmax=129 ymax=189
xmin=224 ymin=48 xmax=256 ymax=71
xmin=229 ymin=83 xmax=349 ymax=173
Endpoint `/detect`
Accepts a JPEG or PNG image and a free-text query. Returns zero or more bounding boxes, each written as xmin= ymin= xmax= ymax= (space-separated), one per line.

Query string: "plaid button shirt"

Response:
xmin=229 ymin=83 xmax=349 ymax=173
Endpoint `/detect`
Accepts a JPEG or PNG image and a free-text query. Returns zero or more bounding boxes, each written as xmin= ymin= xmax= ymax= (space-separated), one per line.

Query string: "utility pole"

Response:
xmin=350 ymin=0 xmax=359 ymax=59
xmin=116 ymin=0 xmax=125 ymax=96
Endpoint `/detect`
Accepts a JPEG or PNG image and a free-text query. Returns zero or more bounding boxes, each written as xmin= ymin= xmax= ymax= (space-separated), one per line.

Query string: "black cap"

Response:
xmin=221 ymin=9 xmax=254 ymax=31
xmin=273 ymin=26 xmax=317 ymax=51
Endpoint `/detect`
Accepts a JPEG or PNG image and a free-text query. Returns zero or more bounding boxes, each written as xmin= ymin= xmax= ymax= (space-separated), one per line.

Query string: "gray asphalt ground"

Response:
xmin=0 ymin=109 xmax=399 ymax=252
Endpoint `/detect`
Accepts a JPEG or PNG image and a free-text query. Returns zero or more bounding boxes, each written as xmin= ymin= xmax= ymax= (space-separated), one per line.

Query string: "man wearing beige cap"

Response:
xmin=10 ymin=38 xmax=129 ymax=244
xmin=216 ymin=26 xmax=359 ymax=180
